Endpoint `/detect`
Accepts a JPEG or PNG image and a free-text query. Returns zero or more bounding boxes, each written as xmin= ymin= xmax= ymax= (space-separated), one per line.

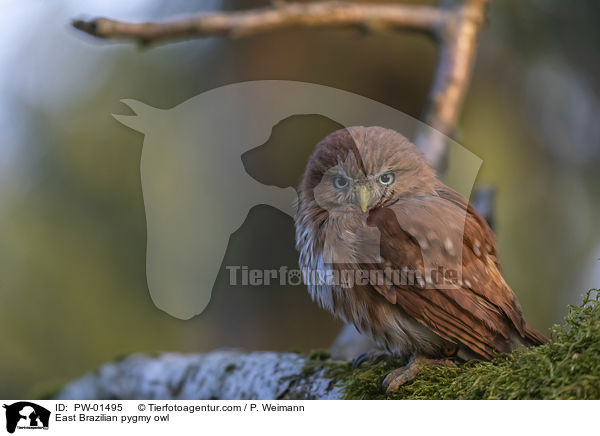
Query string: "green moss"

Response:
xmin=301 ymin=350 xmax=335 ymax=377
xmin=305 ymin=289 xmax=600 ymax=399
xmin=308 ymin=349 xmax=331 ymax=361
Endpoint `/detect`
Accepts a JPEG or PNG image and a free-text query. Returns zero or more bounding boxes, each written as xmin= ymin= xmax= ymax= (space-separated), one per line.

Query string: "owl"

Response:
xmin=294 ymin=126 xmax=547 ymax=392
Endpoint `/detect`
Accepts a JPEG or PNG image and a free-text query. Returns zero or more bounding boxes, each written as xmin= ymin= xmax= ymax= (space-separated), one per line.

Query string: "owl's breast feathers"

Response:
xmin=296 ymin=184 xmax=547 ymax=360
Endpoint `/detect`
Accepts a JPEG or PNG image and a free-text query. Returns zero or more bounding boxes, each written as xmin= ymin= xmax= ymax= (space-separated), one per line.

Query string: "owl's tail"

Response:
xmin=523 ymin=323 xmax=549 ymax=346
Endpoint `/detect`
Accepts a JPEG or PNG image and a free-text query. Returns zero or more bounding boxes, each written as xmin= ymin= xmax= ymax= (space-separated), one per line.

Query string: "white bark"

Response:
xmin=56 ymin=350 xmax=343 ymax=400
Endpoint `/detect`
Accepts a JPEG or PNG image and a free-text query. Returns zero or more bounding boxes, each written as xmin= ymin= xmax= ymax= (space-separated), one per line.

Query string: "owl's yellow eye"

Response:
xmin=333 ymin=176 xmax=349 ymax=189
xmin=378 ymin=172 xmax=395 ymax=186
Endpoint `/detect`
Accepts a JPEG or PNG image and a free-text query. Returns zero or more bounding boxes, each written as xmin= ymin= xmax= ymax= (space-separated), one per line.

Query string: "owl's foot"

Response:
xmin=352 ymin=350 xmax=396 ymax=368
xmin=382 ymin=354 xmax=456 ymax=394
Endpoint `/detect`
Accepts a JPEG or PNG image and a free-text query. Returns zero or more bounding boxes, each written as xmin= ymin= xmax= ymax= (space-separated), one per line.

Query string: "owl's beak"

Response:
xmin=354 ymin=185 xmax=371 ymax=212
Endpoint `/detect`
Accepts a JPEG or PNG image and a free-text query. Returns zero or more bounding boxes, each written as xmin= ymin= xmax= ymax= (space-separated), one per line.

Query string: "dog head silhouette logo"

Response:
xmin=3 ymin=402 xmax=50 ymax=433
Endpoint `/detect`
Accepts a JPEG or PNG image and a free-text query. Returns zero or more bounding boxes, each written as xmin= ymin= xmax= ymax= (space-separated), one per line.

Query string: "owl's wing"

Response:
xmin=364 ymin=186 xmax=540 ymax=359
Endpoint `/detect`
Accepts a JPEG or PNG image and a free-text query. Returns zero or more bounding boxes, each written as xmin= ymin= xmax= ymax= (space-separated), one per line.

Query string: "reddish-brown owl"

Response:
xmin=294 ymin=126 xmax=546 ymax=392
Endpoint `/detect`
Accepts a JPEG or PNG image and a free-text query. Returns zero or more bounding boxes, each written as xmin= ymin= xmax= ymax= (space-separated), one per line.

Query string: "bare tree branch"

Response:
xmin=414 ymin=0 xmax=489 ymax=170
xmin=72 ymin=0 xmax=488 ymax=170
xmin=72 ymin=2 xmax=449 ymax=44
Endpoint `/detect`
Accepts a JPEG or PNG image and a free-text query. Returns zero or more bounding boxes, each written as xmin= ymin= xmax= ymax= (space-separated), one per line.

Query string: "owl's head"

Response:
xmin=301 ymin=126 xmax=438 ymax=214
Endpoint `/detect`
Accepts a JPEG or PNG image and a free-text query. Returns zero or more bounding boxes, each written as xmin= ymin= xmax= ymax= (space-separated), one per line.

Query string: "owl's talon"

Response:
xmin=382 ymin=355 xmax=421 ymax=393
xmin=383 ymin=355 xmax=457 ymax=394
xmin=352 ymin=353 xmax=369 ymax=368
xmin=352 ymin=350 xmax=393 ymax=368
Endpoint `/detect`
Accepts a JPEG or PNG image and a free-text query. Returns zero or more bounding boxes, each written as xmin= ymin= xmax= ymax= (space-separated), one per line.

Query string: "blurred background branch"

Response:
xmin=414 ymin=0 xmax=488 ymax=170
xmin=72 ymin=2 xmax=448 ymax=44
xmin=72 ymin=0 xmax=488 ymax=170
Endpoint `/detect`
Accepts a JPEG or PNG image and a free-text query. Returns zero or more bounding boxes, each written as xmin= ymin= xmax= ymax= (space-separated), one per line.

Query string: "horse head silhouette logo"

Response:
xmin=113 ymin=81 xmax=481 ymax=319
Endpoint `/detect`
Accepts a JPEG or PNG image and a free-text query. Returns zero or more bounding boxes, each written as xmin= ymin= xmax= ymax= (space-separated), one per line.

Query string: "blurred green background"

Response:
xmin=1 ymin=0 xmax=599 ymax=397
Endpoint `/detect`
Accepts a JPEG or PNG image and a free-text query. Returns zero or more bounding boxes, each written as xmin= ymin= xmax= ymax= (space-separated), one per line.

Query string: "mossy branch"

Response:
xmin=335 ymin=289 xmax=600 ymax=399
xmin=55 ymin=290 xmax=600 ymax=400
